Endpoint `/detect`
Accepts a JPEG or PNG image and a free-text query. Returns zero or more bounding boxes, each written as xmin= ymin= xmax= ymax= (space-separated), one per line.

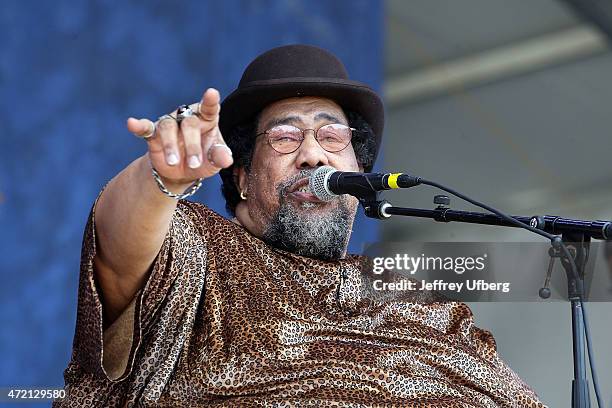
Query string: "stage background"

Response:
xmin=385 ymin=0 xmax=612 ymax=406
xmin=0 ymin=1 xmax=382 ymax=406
xmin=2 ymin=1 xmax=612 ymax=407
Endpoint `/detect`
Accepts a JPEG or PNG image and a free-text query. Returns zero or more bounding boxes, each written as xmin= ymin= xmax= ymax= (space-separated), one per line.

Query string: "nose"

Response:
xmin=294 ymin=130 xmax=329 ymax=169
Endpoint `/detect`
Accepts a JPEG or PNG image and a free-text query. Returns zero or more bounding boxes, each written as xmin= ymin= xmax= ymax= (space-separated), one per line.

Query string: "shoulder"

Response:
xmin=176 ymin=200 xmax=225 ymax=224
xmin=175 ymin=200 xmax=250 ymax=240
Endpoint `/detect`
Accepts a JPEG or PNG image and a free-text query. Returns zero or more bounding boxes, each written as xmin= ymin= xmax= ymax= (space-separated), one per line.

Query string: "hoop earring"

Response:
xmin=240 ymin=190 xmax=247 ymax=200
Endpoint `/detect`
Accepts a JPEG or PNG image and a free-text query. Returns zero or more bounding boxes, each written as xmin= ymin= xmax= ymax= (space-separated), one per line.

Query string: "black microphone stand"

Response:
xmin=358 ymin=191 xmax=610 ymax=408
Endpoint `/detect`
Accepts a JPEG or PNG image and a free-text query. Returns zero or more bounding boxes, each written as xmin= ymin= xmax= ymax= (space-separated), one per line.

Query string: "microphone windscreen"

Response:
xmin=309 ymin=165 xmax=336 ymax=201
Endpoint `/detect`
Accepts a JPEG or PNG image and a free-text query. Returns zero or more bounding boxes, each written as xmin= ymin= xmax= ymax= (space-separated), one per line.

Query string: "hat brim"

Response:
xmin=219 ymin=77 xmax=384 ymax=169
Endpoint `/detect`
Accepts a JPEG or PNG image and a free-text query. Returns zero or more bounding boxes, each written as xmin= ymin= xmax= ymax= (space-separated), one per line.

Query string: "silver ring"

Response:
xmin=157 ymin=114 xmax=176 ymax=123
xmin=141 ymin=121 xmax=156 ymax=140
xmin=176 ymin=104 xmax=195 ymax=124
xmin=207 ymin=143 xmax=232 ymax=166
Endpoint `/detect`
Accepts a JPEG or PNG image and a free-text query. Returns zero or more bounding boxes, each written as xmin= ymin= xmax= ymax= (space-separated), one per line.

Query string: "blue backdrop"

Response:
xmin=0 ymin=0 xmax=383 ymax=402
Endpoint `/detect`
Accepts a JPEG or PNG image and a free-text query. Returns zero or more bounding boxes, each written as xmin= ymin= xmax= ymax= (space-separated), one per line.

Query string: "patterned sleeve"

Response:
xmin=68 ymin=186 xmax=207 ymax=383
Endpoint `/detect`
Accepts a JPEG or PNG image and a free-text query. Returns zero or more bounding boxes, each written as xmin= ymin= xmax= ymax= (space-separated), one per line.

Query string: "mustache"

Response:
xmin=275 ymin=167 xmax=351 ymax=206
xmin=276 ymin=168 xmax=316 ymax=196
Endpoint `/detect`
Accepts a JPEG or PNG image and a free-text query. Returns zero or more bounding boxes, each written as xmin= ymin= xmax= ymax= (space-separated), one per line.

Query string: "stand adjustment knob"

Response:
xmin=434 ymin=195 xmax=450 ymax=209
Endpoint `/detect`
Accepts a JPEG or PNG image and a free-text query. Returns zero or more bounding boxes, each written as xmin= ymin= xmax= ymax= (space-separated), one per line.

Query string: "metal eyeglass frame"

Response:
xmin=256 ymin=123 xmax=357 ymax=154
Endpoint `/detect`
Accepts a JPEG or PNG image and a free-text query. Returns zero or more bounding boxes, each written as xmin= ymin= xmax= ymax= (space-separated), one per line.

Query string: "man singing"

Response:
xmin=56 ymin=45 xmax=545 ymax=407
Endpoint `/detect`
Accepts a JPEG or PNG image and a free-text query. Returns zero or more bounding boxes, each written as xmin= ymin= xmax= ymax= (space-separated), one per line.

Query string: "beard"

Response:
xmin=261 ymin=169 xmax=355 ymax=261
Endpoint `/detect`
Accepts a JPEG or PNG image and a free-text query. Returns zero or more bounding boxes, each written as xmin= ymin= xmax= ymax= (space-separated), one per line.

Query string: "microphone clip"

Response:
xmin=358 ymin=192 xmax=392 ymax=220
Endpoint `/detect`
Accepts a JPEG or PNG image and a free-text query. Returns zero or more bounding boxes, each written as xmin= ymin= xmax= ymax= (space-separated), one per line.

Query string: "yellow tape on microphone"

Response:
xmin=387 ymin=173 xmax=402 ymax=189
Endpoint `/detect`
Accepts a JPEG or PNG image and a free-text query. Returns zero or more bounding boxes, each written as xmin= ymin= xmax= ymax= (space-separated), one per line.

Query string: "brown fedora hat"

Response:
xmin=219 ymin=44 xmax=384 ymax=167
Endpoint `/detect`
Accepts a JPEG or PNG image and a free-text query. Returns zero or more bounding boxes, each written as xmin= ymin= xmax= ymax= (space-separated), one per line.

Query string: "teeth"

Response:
xmin=297 ymin=186 xmax=309 ymax=193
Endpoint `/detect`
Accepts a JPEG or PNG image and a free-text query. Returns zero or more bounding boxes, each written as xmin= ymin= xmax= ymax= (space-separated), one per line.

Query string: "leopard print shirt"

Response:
xmin=54 ymin=195 xmax=547 ymax=407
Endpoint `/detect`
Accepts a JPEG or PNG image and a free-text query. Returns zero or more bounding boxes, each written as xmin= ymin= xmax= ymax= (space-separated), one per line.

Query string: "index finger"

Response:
xmin=198 ymin=88 xmax=221 ymax=121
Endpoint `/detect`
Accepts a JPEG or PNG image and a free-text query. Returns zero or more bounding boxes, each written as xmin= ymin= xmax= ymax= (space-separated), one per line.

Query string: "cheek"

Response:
xmin=330 ymin=148 xmax=360 ymax=172
xmin=249 ymin=150 xmax=292 ymax=204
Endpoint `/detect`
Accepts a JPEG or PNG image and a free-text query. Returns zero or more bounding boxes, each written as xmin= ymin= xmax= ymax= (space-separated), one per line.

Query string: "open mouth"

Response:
xmin=287 ymin=178 xmax=322 ymax=203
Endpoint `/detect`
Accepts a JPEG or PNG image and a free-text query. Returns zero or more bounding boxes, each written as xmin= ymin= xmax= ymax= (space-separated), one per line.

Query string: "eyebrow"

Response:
xmin=263 ymin=115 xmax=301 ymax=130
xmin=261 ymin=112 xmax=345 ymax=131
xmin=314 ymin=112 xmax=343 ymax=123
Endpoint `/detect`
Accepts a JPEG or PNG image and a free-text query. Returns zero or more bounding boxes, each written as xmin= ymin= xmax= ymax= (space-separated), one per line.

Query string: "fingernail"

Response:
xmin=167 ymin=152 xmax=179 ymax=166
xmin=188 ymin=155 xmax=201 ymax=168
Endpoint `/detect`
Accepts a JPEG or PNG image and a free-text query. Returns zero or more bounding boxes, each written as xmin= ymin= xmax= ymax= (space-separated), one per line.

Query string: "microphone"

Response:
xmin=309 ymin=165 xmax=421 ymax=201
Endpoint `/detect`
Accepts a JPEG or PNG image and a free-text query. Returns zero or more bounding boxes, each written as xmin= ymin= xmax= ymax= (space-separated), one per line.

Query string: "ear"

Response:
xmin=234 ymin=166 xmax=248 ymax=195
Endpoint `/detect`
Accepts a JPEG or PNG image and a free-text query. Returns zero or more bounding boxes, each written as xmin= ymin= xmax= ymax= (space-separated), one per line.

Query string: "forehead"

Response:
xmin=258 ymin=96 xmax=346 ymax=128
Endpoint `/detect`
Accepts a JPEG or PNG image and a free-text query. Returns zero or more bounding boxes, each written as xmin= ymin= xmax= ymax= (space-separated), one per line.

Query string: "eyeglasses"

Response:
xmin=256 ymin=123 xmax=355 ymax=154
